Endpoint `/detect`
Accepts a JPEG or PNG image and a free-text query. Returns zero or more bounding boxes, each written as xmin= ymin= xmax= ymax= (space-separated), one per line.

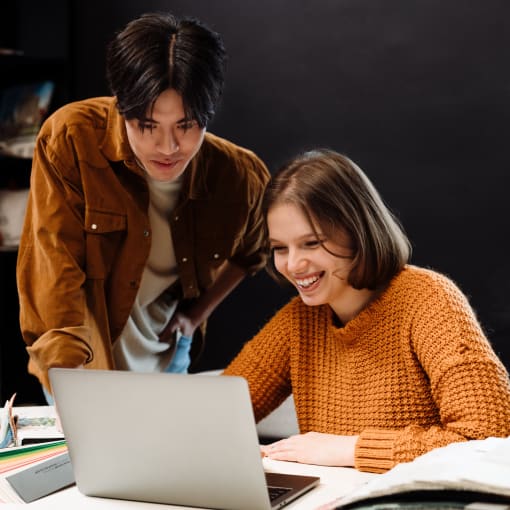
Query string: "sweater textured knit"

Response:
xmin=224 ymin=265 xmax=510 ymax=473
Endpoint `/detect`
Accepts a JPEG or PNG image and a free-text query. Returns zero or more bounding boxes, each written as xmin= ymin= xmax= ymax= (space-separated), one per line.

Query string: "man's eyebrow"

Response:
xmin=138 ymin=116 xmax=195 ymax=125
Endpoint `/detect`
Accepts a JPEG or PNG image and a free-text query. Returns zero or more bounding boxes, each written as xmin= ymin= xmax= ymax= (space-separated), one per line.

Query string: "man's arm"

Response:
xmin=17 ymin=134 xmax=91 ymax=391
xmin=159 ymin=260 xmax=246 ymax=342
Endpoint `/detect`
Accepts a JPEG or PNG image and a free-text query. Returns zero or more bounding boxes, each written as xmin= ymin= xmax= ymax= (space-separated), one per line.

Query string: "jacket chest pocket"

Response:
xmin=85 ymin=209 xmax=127 ymax=279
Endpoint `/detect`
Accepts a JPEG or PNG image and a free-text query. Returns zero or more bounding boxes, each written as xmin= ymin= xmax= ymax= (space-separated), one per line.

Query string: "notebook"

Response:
xmin=48 ymin=368 xmax=320 ymax=510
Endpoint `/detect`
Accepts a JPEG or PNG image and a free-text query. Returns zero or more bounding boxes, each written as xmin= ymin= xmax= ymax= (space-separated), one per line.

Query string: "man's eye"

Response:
xmin=177 ymin=121 xmax=197 ymax=131
xmin=139 ymin=123 xmax=156 ymax=132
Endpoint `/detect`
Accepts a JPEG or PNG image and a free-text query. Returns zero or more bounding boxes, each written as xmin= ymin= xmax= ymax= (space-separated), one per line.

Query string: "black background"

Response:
xmin=2 ymin=1 xmax=509 ymax=398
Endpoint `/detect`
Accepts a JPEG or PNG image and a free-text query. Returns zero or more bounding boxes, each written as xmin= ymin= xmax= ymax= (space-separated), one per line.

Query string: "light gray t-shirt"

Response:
xmin=113 ymin=175 xmax=183 ymax=372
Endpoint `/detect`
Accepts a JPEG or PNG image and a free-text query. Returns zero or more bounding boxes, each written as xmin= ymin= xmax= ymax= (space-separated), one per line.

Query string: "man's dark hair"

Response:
xmin=106 ymin=12 xmax=226 ymax=127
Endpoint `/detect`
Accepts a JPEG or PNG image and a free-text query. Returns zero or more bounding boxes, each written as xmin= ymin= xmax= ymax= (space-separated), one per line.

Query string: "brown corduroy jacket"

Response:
xmin=16 ymin=97 xmax=270 ymax=390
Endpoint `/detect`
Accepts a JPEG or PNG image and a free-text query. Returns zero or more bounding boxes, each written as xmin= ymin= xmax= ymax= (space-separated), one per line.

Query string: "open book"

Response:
xmin=321 ymin=436 xmax=510 ymax=509
xmin=1 ymin=396 xmax=64 ymax=448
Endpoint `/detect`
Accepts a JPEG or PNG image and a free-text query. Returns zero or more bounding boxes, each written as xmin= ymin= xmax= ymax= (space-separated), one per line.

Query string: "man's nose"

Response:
xmin=157 ymin=129 xmax=179 ymax=154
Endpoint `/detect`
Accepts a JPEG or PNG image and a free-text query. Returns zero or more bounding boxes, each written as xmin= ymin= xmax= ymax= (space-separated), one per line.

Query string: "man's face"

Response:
xmin=125 ymin=88 xmax=205 ymax=182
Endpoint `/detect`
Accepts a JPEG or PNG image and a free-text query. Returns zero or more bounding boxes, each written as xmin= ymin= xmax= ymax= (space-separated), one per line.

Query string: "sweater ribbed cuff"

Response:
xmin=355 ymin=429 xmax=399 ymax=473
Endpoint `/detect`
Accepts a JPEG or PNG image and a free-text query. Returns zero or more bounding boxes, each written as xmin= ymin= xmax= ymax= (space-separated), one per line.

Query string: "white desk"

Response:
xmin=21 ymin=459 xmax=376 ymax=510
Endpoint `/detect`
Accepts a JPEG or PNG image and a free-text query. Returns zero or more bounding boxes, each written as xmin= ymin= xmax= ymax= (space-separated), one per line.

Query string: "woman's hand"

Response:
xmin=261 ymin=432 xmax=358 ymax=467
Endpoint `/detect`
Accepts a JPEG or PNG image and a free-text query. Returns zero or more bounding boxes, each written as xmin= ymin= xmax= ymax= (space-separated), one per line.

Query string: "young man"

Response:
xmin=17 ymin=12 xmax=270 ymax=395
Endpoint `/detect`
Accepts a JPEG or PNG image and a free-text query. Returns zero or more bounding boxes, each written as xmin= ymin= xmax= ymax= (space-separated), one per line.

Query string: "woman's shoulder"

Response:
xmin=393 ymin=265 xmax=468 ymax=302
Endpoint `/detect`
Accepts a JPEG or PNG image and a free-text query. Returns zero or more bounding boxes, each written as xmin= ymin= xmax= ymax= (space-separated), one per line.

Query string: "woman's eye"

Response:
xmin=271 ymin=246 xmax=287 ymax=253
xmin=304 ymin=240 xmax=321 ymax=248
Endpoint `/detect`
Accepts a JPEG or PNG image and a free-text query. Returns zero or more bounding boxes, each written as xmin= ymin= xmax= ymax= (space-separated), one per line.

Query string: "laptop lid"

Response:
xmin=49 ymin=368 xmax=319 ymax=510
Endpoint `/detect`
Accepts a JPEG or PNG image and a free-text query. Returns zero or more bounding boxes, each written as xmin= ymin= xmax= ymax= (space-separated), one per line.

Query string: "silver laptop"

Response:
xmin=49 ymin=368 xmax=319 ymax=510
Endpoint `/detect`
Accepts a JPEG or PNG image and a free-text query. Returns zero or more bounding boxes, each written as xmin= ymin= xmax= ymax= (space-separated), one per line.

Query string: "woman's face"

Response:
xmin=125 ymin=88 xmax=205 ymax=182
xmin=267 ymin=202 xmax=355 ymax=311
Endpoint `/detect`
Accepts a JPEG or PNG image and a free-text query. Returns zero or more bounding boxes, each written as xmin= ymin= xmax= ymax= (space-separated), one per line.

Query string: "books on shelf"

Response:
xmin=0 ymin=80 xmax=54 ymax=158
xmin=320 ymin=436 xmax=510 ymax=509
xmin=0 ymin=187 xmax=29 ymax=248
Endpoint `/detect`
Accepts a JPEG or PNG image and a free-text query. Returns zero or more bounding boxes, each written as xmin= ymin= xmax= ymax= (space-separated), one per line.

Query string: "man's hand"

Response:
xmin=260 ymin=432 xmax=358 ymax=467
xmin=158 ymin=311 xmax=197 ymax=343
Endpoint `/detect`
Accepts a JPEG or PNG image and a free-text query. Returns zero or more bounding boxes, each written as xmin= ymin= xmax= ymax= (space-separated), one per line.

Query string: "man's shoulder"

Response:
xmin=36 ymin=97 xmax=119 ymax=169
xmin=40 ymin=97 xmax=114 ymax=137
xmin=202 ymin=132 xmax=253 ymax=156
xmin=201 ymin=132 xmax=269 ymax=180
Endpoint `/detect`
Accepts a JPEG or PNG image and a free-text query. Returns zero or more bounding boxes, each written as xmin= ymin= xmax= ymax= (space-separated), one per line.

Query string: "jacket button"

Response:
xmin=213 ymin=253 xmax=220 ymax=259
xmin=91 ymin=224 xmax=97 ymax=230
xmin=182 ymin=257 xmax=188 ymax=262
xmin=143 ymin=230 xmax=150 ymax=237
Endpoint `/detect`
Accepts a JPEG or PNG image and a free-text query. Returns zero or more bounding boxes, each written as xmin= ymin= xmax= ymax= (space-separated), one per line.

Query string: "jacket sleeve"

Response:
xmin=355 ymin=276 xmax=510 ymax=473
xmin=223 ymin=301 xmax=293 ymax=422
xmin=228 ymin=151 xmax=270 ymax=275
xmin=16 ymin=132 xmax=93 ymax=390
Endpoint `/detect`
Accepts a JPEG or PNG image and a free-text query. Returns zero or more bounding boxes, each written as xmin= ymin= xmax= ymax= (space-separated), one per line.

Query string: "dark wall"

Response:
xmin=0 ymin=0 xmax=71 ymax=403
xmin=24 ymin=1 xmax=510 ymax=370
xmin=1 ymin=1 xmax=69 ymax=58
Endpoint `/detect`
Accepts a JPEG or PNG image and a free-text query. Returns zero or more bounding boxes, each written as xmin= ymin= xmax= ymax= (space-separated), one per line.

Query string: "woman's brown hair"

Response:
xmin=263 ymin=149 xmax=411 ymax=290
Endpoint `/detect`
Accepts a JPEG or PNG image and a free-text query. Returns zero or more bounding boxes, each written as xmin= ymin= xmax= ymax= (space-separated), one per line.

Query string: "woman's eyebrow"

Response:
xmin=269 ymin=233 xmax=321 ymax=244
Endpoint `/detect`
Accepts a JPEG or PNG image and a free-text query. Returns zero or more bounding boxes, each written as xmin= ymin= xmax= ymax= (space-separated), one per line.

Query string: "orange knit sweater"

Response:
xmin=224 ymin=265 xmax=510 ymax=473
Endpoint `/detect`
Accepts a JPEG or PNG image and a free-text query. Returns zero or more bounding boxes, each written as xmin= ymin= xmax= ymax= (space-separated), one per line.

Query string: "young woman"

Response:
xmin=224 ymin=148 xmax=510 ymax=473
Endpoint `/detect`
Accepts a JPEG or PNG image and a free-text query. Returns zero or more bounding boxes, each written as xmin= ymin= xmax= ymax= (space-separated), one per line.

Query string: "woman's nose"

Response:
xmin=287 ymin=248 xmax=306 ymax=272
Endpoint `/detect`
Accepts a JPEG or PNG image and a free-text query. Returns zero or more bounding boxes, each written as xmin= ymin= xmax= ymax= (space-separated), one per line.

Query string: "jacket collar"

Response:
xmin=100 ymin=98 xmax=134 ymax=163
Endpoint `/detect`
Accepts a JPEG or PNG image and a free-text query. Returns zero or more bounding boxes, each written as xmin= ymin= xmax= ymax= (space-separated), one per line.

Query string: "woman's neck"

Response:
xmin=330 ymin=287 xmax=380 ymax=325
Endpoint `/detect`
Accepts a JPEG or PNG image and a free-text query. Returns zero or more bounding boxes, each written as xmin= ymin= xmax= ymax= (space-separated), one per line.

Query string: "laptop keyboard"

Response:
xmin=268 ymin=486 xmax=292 ymax=502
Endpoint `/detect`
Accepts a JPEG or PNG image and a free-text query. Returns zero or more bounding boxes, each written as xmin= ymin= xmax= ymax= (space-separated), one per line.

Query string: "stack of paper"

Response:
xmin=0 ymin=441 xmax=70 ymax=503
xmin=0 ymin=404 xmax=70 ymax=504
xmin=320 ymin=436 xmax=510 ymax=509
xmin=0 ymin=440 xmax=67 ymax=475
